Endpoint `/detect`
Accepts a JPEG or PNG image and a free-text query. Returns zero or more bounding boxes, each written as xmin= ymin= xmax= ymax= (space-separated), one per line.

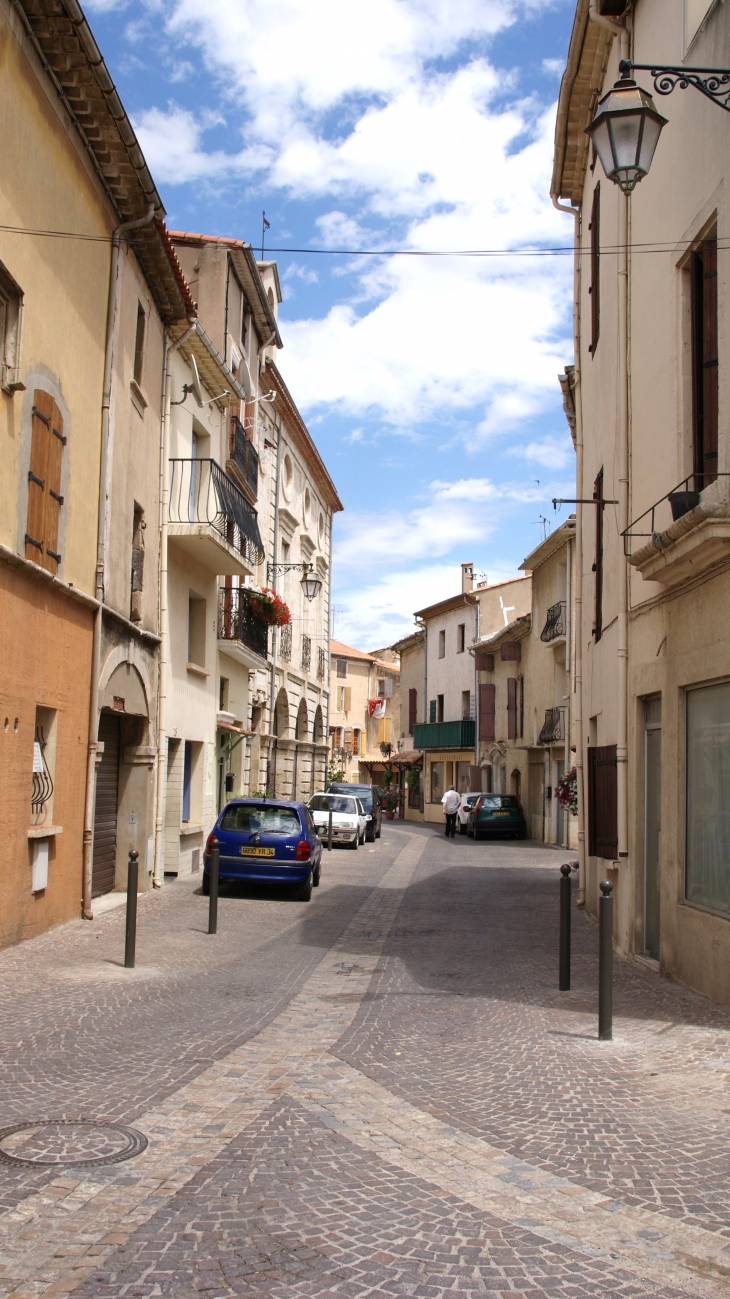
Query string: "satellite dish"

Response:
xmin=189 ymin=354 xmax=204 ymax=407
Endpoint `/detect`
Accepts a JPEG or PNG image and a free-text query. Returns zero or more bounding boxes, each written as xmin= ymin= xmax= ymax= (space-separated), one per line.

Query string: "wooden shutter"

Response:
xmin=469 ymin=764 xmax=481 ymax=792
xmin=478 ymin=683 xmax=495 ymax=742
xmin=589 ymin=182 xmax=600 ymax=354
xmin=593 ymin=469 xmax=604 ymax=641
xmin=475 ymin=653 xmax=494 ymax=672
xmin=26 ymin=391 xmax=64 ymax=574
xmin=501 ymin=641 xmax=521 ymax=661
xmin=408 ymin=688 xmax=417 ymax=733
xmin=343 ymin=687 xmax=351 ymax=712
xmin=92 ymin=713 xmax=120 ymax=897
xmin=378 ymin=717 xmax=392 ymax=745
xmin=507 ymin=678 xmax=517 ymax=740
xmin=701 ymin=236 xmax=718 ymax=483
xmin=587 ymin=744 xmax=617 ymax=858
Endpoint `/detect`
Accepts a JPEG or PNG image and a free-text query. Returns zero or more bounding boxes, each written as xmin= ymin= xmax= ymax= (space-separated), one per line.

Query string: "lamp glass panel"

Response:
xmin=608 ymin=113 xmax=643 ymax=169
xmin=590 ymin=117 xmax=615 ymax=179
xmin=637 ymin=114 xmax=664 ymax=173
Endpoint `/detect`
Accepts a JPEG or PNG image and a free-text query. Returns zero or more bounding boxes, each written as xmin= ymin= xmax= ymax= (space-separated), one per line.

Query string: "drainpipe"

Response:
xmin=268 ymin=412 xmax=283 ymax=792
xmin=324 ymin=509 xmax=333 ymax=783
xmin=474 ymin=595 xmax=480 ymax=775
xmin=82 ymin=204 xmax=155 ymax=920
xmin=564 ymin=535 xmax=572 ymax=848
xmin=152 ymin=321 xmax=197 ymax=887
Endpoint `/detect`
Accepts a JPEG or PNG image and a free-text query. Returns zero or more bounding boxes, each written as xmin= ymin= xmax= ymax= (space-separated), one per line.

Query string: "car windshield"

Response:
xmin=220 ymin=804 xmax=302 ymax=835
xmin=480 ymin=796 xmax=518 ymax=809
xmin=331 ymin=784 xmax=373 ymax=811
xmin=310 ymin=795 xmax=357 ymax=814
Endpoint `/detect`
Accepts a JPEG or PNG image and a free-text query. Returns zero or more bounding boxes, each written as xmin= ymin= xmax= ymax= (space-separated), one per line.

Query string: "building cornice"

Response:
xmin=266 ymin=361 xmax=344 ymax=513
xmin=551 ymin=0 xmax=614 ymax=207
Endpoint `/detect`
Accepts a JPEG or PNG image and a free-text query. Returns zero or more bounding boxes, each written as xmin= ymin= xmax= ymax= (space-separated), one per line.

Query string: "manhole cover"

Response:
xmin=0 ymin=1120 xmax=148 ymax=1168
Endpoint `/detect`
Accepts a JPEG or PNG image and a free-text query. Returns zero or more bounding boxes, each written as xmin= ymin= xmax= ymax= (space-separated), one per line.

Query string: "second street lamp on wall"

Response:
xmin=586 ymin=75 xmax=667 ymax=194
xmin=301 ymin=568 xmax=322 ymax=602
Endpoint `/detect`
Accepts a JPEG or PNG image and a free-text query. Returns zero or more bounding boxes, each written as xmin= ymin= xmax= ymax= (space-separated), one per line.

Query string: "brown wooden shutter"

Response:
xmin=507 ymin=678 xmax=517 ymax=740
xmin=703 ymin=236 xmax=718 ymax=482
xmin=26 ymin=391 xmax=64 ymax=574
xmin=343 ymin=687 xmax=351 ymax=712
xmin=469 ymin=764 xmax=481 ymax=792
xmin=587 ymin=744 xmax=617 ymax=859
xmin=589 ymin=182 xmax=600 ymax=354
xmin=501 ymin=641 xmax=521 ymax=662
xmin=475 ymin=653 xmax=494 ymax=671
xmin=478 ymin=683 xmax=495 ymax=742
xmin=408 ymin=687 xmax=417 ymax=733
xmin=593 ymin=469 xmax=603 ymax=641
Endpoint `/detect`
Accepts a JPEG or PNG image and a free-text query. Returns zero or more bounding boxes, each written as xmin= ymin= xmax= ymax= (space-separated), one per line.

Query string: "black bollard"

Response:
xmin=208 ymin=837 xmax=219 ymax=935
xmin=559 ymin=863 xmax=572 ymax=991
xmin=328 ymin=810 xmax=333 ymax=852
xmin=598 ymin=878 xmax=614 ymax=1040
xmin=124 ymin=848 xmax=139 ymax=969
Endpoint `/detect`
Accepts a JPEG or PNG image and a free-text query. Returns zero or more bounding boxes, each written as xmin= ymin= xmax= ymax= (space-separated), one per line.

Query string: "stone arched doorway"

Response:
xmin=295 ymin=698 xmax=308 ymax=739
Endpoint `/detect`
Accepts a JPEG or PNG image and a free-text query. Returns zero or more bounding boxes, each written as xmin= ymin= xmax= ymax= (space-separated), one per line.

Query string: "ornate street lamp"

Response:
xmin=586 ymin=74 xmax=667 ymax=194
xmin=266 ymin=561 xmax=322 ymax=603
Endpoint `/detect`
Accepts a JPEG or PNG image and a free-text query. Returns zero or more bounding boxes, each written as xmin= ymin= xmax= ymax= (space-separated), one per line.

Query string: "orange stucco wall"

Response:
xmin=0 ymin=563 xmax=93 ymax=948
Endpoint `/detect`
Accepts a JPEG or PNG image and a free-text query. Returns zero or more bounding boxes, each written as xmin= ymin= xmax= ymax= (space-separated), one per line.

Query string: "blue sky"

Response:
xmin=86 ymin=0 xmax=577 ymax=647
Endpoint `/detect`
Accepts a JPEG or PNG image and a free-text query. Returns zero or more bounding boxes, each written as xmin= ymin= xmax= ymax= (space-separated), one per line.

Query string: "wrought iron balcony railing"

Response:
xmin=169 ymin=458 xmax=264 ymax=565
xmin=301 ymin=634 xmax=312 ymax=671
xmin=317 ymin=645 xmax=326 ymax=681
xmin=218 ymin=587 xmax=268 ymax=660
xmin=540 ymin=600 xmax=566 ymax=642
xmin=228 ymin=416 xmax=259 ymax=499
xmin=538 ymin=708 xmax=565 ymax=746
xmin=278 ymin=623 xmax=292 ymax=661
xmin=623 ymin=471 xmax=730 ymax=556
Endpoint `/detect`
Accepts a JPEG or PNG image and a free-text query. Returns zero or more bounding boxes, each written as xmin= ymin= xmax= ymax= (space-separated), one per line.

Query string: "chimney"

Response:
xmin=461 ymin=562 xmax=474 ymax=594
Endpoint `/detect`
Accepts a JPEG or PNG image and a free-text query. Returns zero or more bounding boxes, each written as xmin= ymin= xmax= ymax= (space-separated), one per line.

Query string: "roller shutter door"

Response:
xmin=92 ymin=712 xmax=120 ymax=897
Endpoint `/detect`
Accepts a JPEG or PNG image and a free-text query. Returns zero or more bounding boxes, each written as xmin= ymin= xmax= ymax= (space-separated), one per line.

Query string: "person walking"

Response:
xmin=441 ymin=785 xmax=460 ymax=838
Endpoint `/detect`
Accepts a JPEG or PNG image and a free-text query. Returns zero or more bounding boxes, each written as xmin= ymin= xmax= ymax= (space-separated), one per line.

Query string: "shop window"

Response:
xmin=430 ymin=761 xmax=444 ymax=803
xmin=26 ymin=391 xmax=65 ymax=574
xmin=686 ymin=681 xmax=730 ymax=915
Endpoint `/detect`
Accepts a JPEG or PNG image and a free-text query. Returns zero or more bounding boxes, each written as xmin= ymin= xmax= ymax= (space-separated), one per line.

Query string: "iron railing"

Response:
xmin=229 ymin=416 xmax=259 ymax=499
xmin=301 ymin=635 xmax=311 ymax=672
xmin=168 ymin=458 xmax=264 ymax=564
xmin=278 ymin=623 xmax=292 ymax=661
xmin=538 ymin=708 xmax=565 ymax=746
xmin=317 ymin=645 xmax=327 ymax=680
xmin=622 ymin=471 xmax=730 ymax=556
xmin=540 ymin=600 xmax=566 ymax=642
xmin=218 ymin=587 xmax=268 ymax=659
xmin=31 ymin=728 xmax=53 ymax=810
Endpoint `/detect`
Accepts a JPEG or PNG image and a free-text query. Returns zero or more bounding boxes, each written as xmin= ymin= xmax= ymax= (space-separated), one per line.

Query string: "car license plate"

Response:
xmin=240 ymin=846 xmax=275 ymax=857
xmin=493 ymin=811 xmax=510 ymax=817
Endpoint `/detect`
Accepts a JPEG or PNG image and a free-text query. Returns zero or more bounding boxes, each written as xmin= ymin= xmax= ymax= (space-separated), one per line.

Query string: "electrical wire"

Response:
xmin=1 ymin=222 xmax=729 ymax=258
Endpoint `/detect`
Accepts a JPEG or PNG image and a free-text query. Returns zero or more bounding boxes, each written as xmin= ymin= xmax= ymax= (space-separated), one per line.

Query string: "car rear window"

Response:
xmin=310 ymin=795 xmax=356 ymax=814
xmin=480 ymin=796 xmax=519 ymax=809
xmin=330 ymin=784 xmax=373 ymax=810
xmin=220 ymin=804 xmax=302 ymax=834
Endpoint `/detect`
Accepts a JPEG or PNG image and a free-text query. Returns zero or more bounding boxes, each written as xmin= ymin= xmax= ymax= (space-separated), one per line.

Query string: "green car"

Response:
xmin=467 ymin=794 xmax=527 ymax=840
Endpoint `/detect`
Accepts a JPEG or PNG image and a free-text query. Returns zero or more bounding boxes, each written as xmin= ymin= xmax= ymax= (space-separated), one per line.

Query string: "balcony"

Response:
xmin=277 ymin=623 xmax=292 ymax=661
xmin=301 ymin=634 xmax=311 ymax=672
xmin=412 ymin=719 xmax=475 ymax=750
xmin=540 ymin=600 xmax=566 ymax=642
xmin=624 ymin=472 xmax=730 ymax=589
xmin=538 ymin=708 xmax=564 ymax=746
xmin=317 ymin=645 xmax=326 ymax=681
xmin=218 ymin=587 xmax=268 ymax=662
xmin=168 ymin=458 xmax=264 ymax=576
xmin=228 ymin=416 xmax=259 ymax=500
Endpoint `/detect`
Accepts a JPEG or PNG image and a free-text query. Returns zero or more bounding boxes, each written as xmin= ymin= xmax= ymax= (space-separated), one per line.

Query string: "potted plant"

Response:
xmin=556 ymin=767 xmax=578 ymax=817
xmin=246 ymin=586 xmax=291 ymax=627
xmin=384 ymin=793 xmax=397 ymax=820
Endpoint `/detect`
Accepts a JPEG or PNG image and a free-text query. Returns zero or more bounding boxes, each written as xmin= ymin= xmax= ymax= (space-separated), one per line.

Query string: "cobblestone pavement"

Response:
xmin=0 ymin=827 xmax=729 ymax=1298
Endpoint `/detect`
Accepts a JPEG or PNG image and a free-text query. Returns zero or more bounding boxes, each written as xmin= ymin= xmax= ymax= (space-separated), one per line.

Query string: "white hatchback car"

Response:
xmin=458 ymin=793 xmax=481 ymax=835
xmin=308 ymin=793 xmax=368 ymax=849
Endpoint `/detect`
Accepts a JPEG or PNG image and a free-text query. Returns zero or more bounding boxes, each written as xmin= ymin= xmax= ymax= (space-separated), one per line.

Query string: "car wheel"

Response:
xmin=202 ymin=872 xmax=210 ymax=896
xmin=350 ymin=833 xmax=359 ymax=850
xmin=359 ymin=830 xmax=365 ymax=845
xmin=297 ymin=873 xmax=313 ymax=901
xmin=313 ymin=865 xmax=321 ymax=887
xmin=365 ymin=827 xmax=374 ymax=842
xmin=376 ymin=822 xmax=381 ymax=838
xmin=459 ymin=823 xmax=467 ymax=836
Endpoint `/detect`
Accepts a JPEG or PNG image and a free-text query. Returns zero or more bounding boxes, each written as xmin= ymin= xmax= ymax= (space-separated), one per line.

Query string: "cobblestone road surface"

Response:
xmin=0 ymin=825 xmax=729 ymax=1298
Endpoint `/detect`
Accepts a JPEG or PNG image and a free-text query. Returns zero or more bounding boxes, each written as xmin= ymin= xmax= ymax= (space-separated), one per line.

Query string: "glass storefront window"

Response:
xmin=430 ymin=761 xmax=444 ymax=803
xmin=686 ymin=682 xmax=730 ymax=915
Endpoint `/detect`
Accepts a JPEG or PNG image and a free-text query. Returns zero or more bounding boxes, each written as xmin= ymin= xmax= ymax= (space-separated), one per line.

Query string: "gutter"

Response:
xmin=268 ymin=413 xmax=284 ymax=793
xmin=82 ymin=205 xmax=155 ymax=922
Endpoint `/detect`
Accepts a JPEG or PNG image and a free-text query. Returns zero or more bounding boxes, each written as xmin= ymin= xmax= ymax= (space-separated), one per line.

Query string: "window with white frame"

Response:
xmin=0 ymin=261 xmax=23 ymax=393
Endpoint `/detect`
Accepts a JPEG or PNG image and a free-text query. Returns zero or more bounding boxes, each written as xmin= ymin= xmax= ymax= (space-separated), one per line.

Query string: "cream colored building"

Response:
xmin=553 ymin=0 xmax=730 ymax=1001
xmin=329 ymin=641 xmax=400 ymax=787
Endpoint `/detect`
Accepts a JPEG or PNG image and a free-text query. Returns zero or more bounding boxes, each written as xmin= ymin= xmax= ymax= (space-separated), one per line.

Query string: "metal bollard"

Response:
xmin=208 ymin=837 xmax=219 ymax=935
xmin=559 ymin=863 xmax=572 ymax=991
xmin=598 ymin=878 xmax=614 ymax=1040
xmin=328 ymin=810 xmax=333 ymax=852
xmin=124 ymin=848 xmax=139 ymax=969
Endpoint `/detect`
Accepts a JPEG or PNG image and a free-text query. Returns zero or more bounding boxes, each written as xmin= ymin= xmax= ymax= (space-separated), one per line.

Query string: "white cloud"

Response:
xmin=508 ymin=433 xmax=574 ymax=468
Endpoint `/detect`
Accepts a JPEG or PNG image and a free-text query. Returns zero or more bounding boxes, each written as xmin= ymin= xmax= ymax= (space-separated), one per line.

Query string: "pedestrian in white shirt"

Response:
xmin=441 ymin=785 xmax=460 ymax=838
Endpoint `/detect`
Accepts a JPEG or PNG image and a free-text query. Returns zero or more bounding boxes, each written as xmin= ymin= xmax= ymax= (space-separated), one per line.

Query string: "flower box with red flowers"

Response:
xmin=246 ymin=587 xmax=291 ymax=627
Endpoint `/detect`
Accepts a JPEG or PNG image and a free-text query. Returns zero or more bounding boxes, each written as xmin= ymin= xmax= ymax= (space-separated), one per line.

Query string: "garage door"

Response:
xmin=92 ymin=712 xmax=120 ymax=897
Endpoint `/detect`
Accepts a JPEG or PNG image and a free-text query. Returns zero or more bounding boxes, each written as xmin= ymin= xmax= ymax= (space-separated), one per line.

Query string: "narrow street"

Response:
xmin=0 ymin=825 xmax=729 ymax=1299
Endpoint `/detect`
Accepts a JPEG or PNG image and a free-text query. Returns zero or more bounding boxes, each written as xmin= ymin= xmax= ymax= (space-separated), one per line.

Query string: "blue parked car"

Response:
xmin=203 ymin=798 xmax=322 ymax=901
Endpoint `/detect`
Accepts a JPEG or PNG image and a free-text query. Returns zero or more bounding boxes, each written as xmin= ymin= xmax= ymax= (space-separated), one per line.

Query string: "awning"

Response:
xmin=390 ymin=750 xmax=424 ymax=766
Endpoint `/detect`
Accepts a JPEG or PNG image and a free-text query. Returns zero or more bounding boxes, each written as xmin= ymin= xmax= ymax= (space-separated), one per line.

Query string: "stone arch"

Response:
xmin=99 ymin=647 xmax=152 ymax=719
xmin=511 ymin=768 xmax=522 ymax=801
xmin=312 ymin=704 xmax=324 ymax=744
xmin=295 ymin=698 xmax=308 ymax=740
xmin=273 ymin=687 xmax=289 ymax=737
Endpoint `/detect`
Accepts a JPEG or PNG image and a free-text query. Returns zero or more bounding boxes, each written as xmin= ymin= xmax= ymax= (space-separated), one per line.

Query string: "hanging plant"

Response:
xmin=246 ymin=587 xmax=291 ymax=627
xmin=405 ymin=768 xmax=420 ymax=793
xmin=556 ymin=767 xmax=578 ymax=816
